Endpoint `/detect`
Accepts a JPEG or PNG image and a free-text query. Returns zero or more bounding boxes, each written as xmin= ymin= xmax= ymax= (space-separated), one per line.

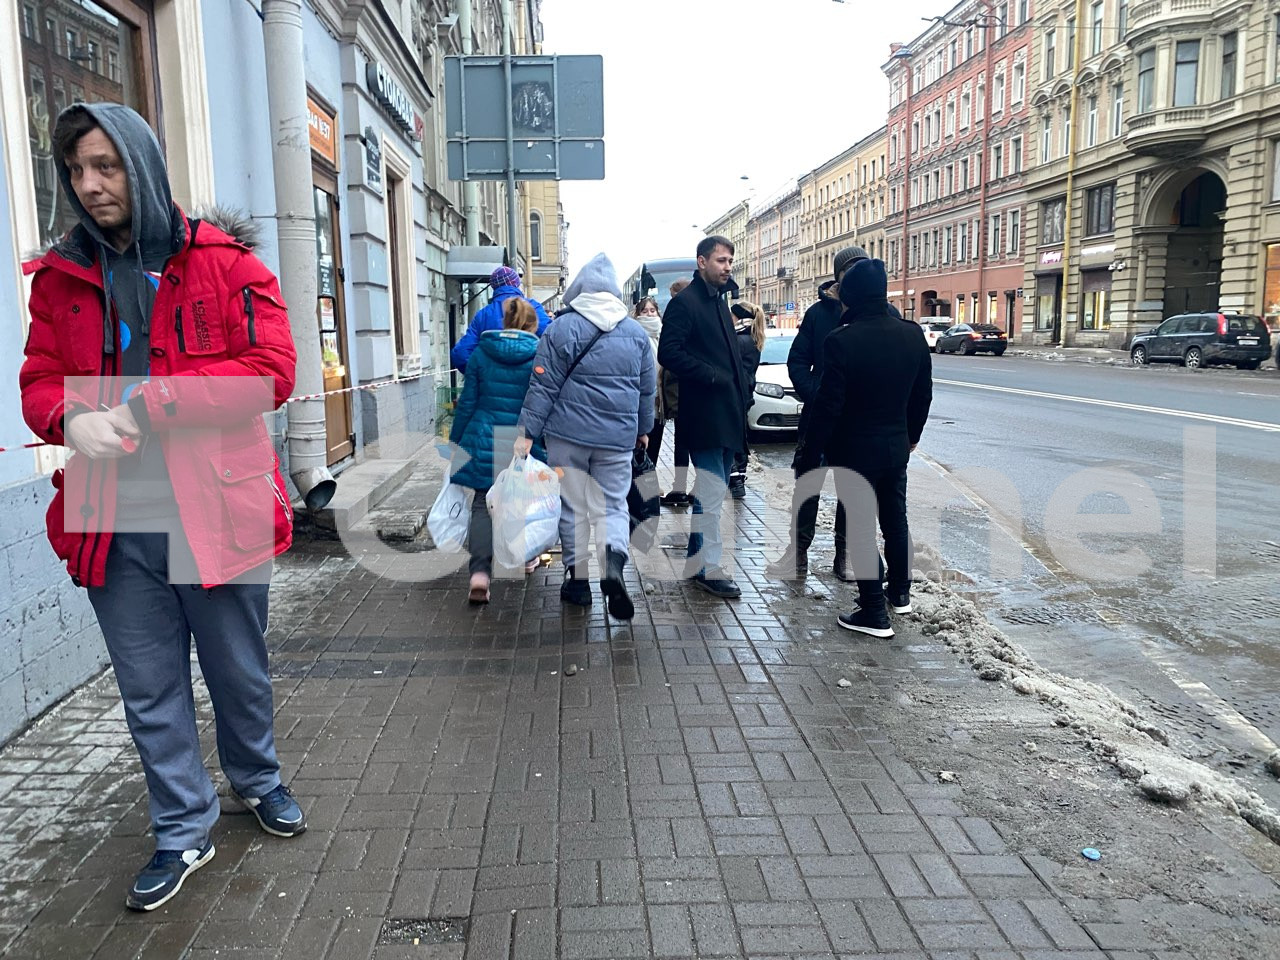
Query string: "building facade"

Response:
xmin=883 ymin=0 xmax=1034 ymax=330
xmin=797 ymin=128 xmax=890 ymax=313
xmin=0 ymin=0 xmax=568 ymax=743
xmin=704 ymin=200 xmax=750 ymax=284
xmin=1023 ymin=0 xmax=1279 ymax=347
xmin=744 ymin=184 xmax=801 ymax=326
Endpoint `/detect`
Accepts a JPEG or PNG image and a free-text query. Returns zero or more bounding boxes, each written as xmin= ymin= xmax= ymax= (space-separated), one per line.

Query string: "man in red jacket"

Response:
xmin=19 ymin=103 xmax=305 ymax=912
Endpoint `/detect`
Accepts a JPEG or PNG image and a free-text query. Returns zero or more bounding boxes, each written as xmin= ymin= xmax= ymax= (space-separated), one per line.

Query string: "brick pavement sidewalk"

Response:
xmin=1 ymin=486 xmax=1189 ymax=960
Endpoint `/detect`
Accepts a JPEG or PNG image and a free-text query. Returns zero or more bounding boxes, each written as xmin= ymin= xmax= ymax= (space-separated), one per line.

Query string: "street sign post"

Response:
xmin=445 ymin=55 xmax=605 ymax=182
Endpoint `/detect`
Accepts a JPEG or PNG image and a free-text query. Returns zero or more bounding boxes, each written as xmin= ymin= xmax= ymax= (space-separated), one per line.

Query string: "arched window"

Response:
xmin=529 ymin=211 xmax=543 ymax=261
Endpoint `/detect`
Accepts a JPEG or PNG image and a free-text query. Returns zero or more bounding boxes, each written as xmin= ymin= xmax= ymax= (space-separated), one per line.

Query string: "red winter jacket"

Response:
xmin=20 ymin=211 xmax=298 ymax=588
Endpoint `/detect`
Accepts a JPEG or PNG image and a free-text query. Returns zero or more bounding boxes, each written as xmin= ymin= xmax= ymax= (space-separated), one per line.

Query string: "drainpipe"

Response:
xmin=896 ymin=50 xmax=915 ymax=321
xmin=262 ymin=0 xmax=336 ymax=510
xmin=1057 ymin=0 xmax=1088 ymax=346
xmin=975 ymin=0 xmax=996 ymax=326
xmin=458 ymin=0 xmax=480 ymax=313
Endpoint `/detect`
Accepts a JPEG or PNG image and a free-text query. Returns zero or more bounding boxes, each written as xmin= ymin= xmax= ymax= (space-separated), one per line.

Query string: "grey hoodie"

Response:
xmin=54 ymin=103 xmax=186 ymax=515
xmin=518 ymin=254 xmax=656 ymax=451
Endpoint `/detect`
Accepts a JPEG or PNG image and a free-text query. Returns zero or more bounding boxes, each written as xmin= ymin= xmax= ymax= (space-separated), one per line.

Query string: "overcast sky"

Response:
xmin=539 ymin=0 xmax=947 ymax=283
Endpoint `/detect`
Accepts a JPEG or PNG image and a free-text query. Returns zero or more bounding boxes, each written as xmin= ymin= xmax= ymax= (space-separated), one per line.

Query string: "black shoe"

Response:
xmin=728 ymin=477 xmax=746 ymax=500
xmin=600 ymin=546 xmax=634 ymax=621
xmin=692 ymin=570 xmax=742 ymax=599
xmin=887 ymin=586 xmax=912 ymax=614
xmin=561 ymin=566 xmax=593 ymax=607
xmin=837 ymin=604 xmax=894 ymax=638
xmin=659 ymin=490 xmax=689 ymax=507
xmin=126 ymin=838 xmax=215 ymax=911
xmin=766 ymin=546 xmax=808 ymax=579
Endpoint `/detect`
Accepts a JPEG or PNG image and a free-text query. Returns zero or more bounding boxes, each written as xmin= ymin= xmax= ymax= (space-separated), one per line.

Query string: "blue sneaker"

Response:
xmin=232 ymin=783 xmax=307 ymax=837
xmin=126 ymin=839 xmax=215 ymax=911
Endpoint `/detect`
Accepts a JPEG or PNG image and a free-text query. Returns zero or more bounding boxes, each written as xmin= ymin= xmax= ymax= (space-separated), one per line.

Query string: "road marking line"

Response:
xmin=936 ymin=379 xmax=1280 ymax=432
xmin=918 ymin=450 xmax=1280 ymax=762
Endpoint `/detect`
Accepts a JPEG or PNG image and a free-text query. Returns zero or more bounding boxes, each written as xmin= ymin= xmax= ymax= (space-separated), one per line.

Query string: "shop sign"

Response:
xmin=366 ymin=61 xmax=420 ymax=140
xmin=308 ymin=96 xmax=338 ymax=167
xmin=1080 ymin=242 xmax=1116 ymax=267
xmin=1039 ymin=249 xmax=1064 ymax=267
xmin=364 ymin=126 xmax=383 ymax=195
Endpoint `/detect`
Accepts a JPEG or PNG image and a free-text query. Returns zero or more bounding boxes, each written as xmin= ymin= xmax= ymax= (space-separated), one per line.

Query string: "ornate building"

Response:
xmin=883 ymin=0 xmax=1034 ymax=330
xmin=1023 ymin=0 xmax=1280 ymax=347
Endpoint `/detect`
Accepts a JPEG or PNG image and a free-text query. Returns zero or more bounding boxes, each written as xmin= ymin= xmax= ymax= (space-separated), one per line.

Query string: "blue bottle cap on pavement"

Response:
xmin=1081 ymin=847 xmax=1102 ymax=861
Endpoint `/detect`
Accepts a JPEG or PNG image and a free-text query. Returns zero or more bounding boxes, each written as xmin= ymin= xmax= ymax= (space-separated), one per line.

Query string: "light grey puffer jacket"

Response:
xmin=518 ymin=253 xmax=656 ymax=452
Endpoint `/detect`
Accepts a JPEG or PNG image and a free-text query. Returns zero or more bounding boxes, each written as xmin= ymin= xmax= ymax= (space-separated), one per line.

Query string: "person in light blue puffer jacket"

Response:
xmin=516 ymin=253 xmax=656 ymax=620
xmin=450 ymin=298 xmax=546 ymax=603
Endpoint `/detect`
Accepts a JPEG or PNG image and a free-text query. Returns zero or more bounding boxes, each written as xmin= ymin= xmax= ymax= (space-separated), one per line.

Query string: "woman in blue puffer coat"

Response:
xmin=449 ymin=298 xmax=546 ymax=603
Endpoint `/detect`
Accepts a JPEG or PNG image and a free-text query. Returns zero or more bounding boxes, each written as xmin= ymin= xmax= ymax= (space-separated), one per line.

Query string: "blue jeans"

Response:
xmin=88 ymin=531 xmax=280 ymax=849
xmin=686 ymin=447 xmax=735 ymax=575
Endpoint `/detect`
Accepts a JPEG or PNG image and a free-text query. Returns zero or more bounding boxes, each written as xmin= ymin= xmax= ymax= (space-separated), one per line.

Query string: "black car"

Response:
xmin=936 ymin=323 xmax=1007 ymax=356
xmin=1129 ymin=312 xmax=1272 ymax=370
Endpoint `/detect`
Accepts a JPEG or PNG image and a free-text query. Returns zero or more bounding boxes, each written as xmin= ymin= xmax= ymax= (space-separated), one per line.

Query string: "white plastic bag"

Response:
xmin=427 ymin=473 xmax=472 ymax=553
xmin=486 ymin=455 xmax=561 ymax=567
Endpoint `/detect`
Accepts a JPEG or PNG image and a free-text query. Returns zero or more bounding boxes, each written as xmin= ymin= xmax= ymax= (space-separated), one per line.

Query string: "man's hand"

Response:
xmin=637 ymin=435 xmax=649 ymax=449
xmin=109 ymin=403 xmax=140 ymax=436
xmin=65 ymin=410 xmax=139 ymax=459
xmin=514 ymin=436 xmax=533 ymax=458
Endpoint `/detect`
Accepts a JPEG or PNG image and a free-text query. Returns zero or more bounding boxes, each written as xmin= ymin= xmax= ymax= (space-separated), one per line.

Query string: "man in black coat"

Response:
xmin=657 ymin=236 xmax=748 ymax=599
xmin=766 ymin=245 xmax=867 ymax=579
xmin=806 ymin=257 xmax=932 ymax=638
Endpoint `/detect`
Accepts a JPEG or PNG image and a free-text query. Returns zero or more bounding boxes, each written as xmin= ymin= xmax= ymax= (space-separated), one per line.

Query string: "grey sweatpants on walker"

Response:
xmin=544 ymin=436 xmax=633 ymax=571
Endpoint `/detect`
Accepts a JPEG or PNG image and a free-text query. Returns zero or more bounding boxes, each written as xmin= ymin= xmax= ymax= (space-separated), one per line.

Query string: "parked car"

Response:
xmin=936 ymin=323 xmax=1007 ymax=356
xmin=1129 ymin=312 xmax=1272 ymax=370
xmin=748 ymin=333 xmax=802 ymax=433
xmin=919 ymin=320 xmax=952 ymax=352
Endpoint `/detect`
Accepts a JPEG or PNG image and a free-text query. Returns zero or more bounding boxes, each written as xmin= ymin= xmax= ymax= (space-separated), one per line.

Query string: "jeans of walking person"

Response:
xmin=468 ymin=488 xmax=493 ymax=576
xmin=686 ymin=447 xmax=735 ymax=574
xmin=87 ymin=529 xmax=279 ymax=850
xmin=668 ymin=424 xmax=691 ymax=493
xmin=832 ymin=464 xmax=910 ymax=610
xmin=546 ymin=436 xmax=633 ymax=571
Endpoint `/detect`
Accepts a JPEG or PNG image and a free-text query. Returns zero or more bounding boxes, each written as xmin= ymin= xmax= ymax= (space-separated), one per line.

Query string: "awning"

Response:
xmin=445 ymin=245 xmax=507 ymax=281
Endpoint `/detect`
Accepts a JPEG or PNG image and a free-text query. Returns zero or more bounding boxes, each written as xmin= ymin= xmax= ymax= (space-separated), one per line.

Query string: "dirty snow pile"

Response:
xmin=908 ymin=577 xmax=1280 ymax=845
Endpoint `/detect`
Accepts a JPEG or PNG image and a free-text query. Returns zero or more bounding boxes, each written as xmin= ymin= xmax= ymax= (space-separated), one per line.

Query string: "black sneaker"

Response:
xmin=766 ymin=546 xmax=808 ymax=579
xmin=887 ymin=586 xmax=912 ymax=614
xmin=232 ymin=783 xmax=307 ymax=837
xmin=692 ymin=570 xmax=742 ymax=599
xmin=600 ymin=546 xmax=634 ymax=621
xmin=126 ymin=839 xmax=215 ymax=911
xmin=728 ymin=477 xmax=746 ymax=500
xmin=837 ymin=605 xmax=894 ymax=638
xmin=660 ymin=491 xmax=691 ymax=507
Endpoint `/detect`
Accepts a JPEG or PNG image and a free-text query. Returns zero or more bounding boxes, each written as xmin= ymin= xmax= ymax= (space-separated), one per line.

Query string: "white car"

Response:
xmin=920 ymin=320 xmax=951 ymax=352
xmin=748 ymin=333 xmax=802 ymax=433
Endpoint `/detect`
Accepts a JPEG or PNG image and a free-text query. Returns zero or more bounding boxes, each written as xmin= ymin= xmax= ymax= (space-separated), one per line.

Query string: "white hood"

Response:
xmin=573 ymin=291 xmax=629 ymax=332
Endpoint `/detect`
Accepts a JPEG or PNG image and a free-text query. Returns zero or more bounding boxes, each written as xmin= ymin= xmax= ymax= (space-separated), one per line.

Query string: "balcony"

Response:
xmin=1124 ymin=106 xmax=1209 ymax=157
xmin=1127 ymin=0 xmax=1248 ymax=41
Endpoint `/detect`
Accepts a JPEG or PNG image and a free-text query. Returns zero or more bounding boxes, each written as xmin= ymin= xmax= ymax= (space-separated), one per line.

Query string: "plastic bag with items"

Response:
xmin=427 ymin=468 xmax=472 ymax=553
xmin=486 ymin=455 xmax=561 ymax=567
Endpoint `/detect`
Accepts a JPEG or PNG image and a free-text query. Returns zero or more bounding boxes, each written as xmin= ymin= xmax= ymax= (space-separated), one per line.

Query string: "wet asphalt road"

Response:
xmin=753 ymin=354 xmax=1280 ymax=804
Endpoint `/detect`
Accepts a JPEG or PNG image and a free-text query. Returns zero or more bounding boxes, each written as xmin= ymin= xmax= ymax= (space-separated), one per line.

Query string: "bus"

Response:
xmin=623 ymin=257 xmax=697 ymax=314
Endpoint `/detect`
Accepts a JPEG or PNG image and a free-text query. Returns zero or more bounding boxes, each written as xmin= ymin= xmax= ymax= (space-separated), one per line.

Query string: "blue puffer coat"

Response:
xmin=449 ymin=285 xmax=553 ymax=373
xmin=449 ymin=329 xmax=546 ymax=490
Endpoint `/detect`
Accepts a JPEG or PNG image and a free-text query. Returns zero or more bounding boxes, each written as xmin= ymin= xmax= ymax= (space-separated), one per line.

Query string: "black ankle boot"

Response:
xmin=600 ymin=547 xmax=634 ymax=621
xmin=561 ymin=566 xmax=593 ymax=607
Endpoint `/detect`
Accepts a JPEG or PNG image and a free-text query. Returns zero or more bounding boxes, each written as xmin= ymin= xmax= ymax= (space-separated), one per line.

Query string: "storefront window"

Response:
xmin=19 ymin=0 xmax=153 ymax=247
xmin=1036 ymin=274 xmax=1061 ymax=330
xmin=1263 ymin=243 xmax=1280 ymax=334
xmin=1081 ymin=270 xmax=1112 ymax=329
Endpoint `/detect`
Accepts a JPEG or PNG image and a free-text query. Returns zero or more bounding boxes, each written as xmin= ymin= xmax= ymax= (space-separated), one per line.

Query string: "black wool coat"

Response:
xmin=657 ymin=274 xmax=748 ymax=453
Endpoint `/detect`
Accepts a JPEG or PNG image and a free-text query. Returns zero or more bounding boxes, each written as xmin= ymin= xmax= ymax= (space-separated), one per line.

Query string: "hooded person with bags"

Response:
xmin=448 ymin=298 xmax=547 ymax=604
xmin=517 ymin=253 xmax=656 ymax=620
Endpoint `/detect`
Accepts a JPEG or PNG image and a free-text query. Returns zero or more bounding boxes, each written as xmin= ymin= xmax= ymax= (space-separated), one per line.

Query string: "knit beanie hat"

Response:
xmin=838 ymin=257 xmax=889 ymax=309
xmin=832 ymin=246 xmax=869 ymax=280
xmin=490 ymin=266 xmax=521 ymax=289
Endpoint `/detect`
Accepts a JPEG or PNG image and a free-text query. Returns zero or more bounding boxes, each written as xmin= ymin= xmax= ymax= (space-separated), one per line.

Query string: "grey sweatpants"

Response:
xmin=87 ymin=531 xmax=280 ymax=850
xmin=544 ymin=436 xmax=633 ymax=571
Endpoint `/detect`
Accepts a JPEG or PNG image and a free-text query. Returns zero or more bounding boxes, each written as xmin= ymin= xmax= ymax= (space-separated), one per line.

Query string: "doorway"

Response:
xmin=1161 ymin=171 xmax=1226 ymax=318
xmin=313 ymin=177 xmax=354 ymax=464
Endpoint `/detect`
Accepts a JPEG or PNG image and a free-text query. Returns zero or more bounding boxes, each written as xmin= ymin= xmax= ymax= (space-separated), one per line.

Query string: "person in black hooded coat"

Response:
xmin=806 ymin=257 xmax=932 ymax=639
